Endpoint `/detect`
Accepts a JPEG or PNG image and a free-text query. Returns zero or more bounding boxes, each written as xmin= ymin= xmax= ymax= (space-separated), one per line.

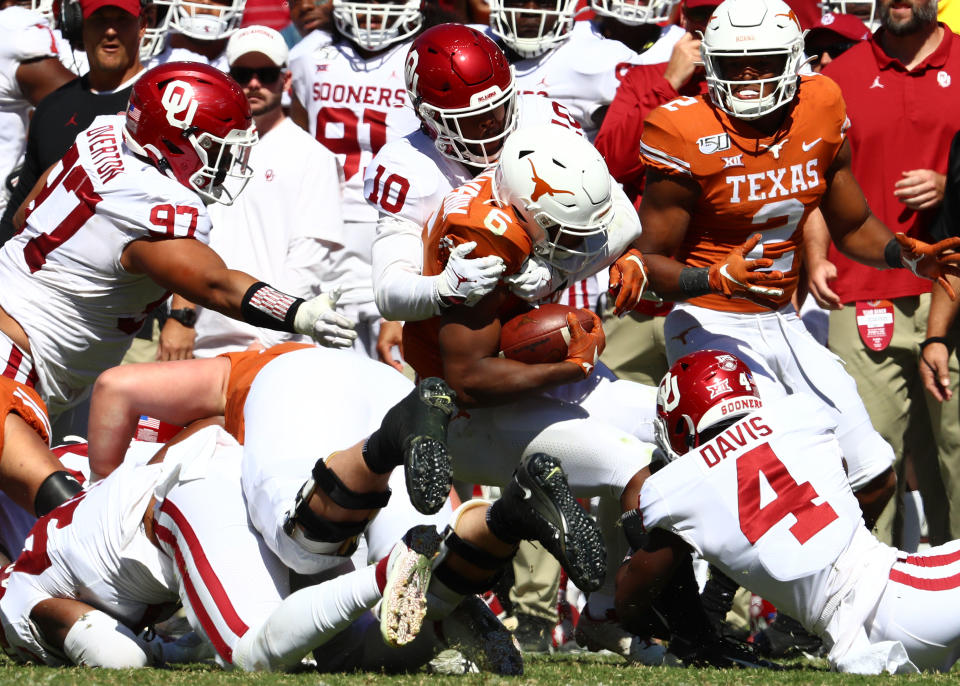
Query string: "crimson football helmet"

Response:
xmin=405 ymin=24 xmax=518 ymax=167
xmin=654 ymin=350 xmax=762 ymax=461
xmin=124 ymin=62 xmax=258 ymax=205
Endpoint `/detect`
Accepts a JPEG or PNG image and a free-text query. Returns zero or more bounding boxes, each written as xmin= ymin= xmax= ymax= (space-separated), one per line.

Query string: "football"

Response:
xmin=499 ymin=303 xmax=598 ymax=364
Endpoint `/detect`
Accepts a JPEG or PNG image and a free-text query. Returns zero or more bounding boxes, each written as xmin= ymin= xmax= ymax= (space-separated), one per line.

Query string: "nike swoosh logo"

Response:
xmin=802 ymin=138 xmax=822 ymax=152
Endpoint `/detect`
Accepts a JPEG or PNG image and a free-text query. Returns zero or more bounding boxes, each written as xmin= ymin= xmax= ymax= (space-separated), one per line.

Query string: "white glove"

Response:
xmin=505 ymin=255 xmax=556 ymax=302
xmin=293 ymin=289 xmax=358 ymax=348
xmin=435 ymin=241 xmax=506 ymax=308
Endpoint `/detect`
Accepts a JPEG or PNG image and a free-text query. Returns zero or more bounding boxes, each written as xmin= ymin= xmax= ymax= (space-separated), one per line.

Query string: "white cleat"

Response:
xmin=380 ymin=525 xmax=442 ymax=647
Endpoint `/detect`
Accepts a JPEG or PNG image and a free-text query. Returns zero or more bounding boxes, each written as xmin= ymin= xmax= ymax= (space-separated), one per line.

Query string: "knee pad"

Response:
xmin=282 ymin=456 xmax=391 ymax=557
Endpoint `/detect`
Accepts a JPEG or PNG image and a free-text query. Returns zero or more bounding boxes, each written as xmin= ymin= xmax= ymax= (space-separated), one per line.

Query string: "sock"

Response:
xmin=233 ymin=564 xmax=381 ymax=671
xmin=902 ymin=489 xmax=924 ymax=554
xmin=375 ymin=554 xmax=390 ymax=593
xmin=485 ymin=499 xmax=522 ymax=545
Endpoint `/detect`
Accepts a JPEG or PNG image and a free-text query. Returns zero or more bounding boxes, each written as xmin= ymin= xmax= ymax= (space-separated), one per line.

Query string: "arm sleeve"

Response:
xmin=371 ymin=214 xmax=440 ymax=321
xmin=0 ymin=119 xmax=43 ymax=243
xmin=594 ymin=64 xmax=679 ymax=190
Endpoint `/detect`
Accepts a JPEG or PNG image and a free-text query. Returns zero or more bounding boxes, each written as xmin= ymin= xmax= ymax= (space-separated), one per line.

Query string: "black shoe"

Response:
xmin=753 ymin=614 xmax=824 ymax=659
xmin=512 ymin=613 xmax=555 ymax=654
xmin=403 ymin=378 xmax=457 ymax=515
xmin=499 ymin=453 xmax=606 ymax=592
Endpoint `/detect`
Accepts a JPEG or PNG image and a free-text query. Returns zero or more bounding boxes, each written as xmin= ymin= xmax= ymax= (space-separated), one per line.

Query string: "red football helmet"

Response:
xmin=124 ymin=62 xmax=258 ymax=205
xmin=654 ymin=350 xmax=763 ymax=460
xmin=404 ymin=23 xmax=518 ymax=167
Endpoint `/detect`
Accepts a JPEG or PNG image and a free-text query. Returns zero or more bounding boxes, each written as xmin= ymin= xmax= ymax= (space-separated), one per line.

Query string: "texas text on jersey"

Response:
xmin=639 ymin=74 xmax=847 ymax=313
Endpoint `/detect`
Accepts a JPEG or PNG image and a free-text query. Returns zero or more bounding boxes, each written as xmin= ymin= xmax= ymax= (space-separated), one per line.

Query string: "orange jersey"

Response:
xmin=405 ymin=171 xmax=533 ymax=379
xmin=220 ymin=342 xmax=313 ymax=443
xmin=0 ymin=377 xmax=50 ymax=455
xmin=640 ymin=75 xmax=847 ymax=313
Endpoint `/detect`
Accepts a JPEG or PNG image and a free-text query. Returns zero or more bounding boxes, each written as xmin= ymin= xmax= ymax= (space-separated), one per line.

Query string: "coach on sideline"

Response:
xmin=0 ymin=0 xmax=147 ymax=244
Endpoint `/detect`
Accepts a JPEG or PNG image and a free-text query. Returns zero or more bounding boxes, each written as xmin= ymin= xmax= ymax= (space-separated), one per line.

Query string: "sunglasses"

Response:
xmin=229 ymin=66 xmax=283 ymax=85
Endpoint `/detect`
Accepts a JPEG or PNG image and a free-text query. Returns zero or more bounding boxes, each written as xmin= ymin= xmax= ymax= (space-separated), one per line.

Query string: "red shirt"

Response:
xmin=595 ymin=62 xmax=707 ymax=209
xmin=823 ymin=26 xmax=960 ymax=303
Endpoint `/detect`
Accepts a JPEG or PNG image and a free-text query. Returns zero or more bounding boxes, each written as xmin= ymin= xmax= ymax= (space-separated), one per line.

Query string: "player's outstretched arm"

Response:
xmin=121 ymin=238 xmax=357 ymax=348
xmin=634 ymin=169 xmax=698 ymax=299
xmin=87 ymin=357 xmax=231 ymax=478
xmin=615 ymin=528 xmax=690 ymax=629
xmin=437 ymin=290 xmax=590 ymax=407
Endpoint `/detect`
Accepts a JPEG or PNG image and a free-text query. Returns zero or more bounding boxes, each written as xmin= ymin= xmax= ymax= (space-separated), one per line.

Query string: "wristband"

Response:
xmin=884 ymin=238 xmax=903 ymax=269
xmin=678 ymin=267 xmax=711 ymax=297
xmin=240 ymin=281 xmax=303 ymax=333
xmin=919 ymin=336 xmax=950 ymax=352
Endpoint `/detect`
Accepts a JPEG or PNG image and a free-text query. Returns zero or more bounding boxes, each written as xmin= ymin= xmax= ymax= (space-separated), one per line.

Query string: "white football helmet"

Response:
xmin=169 ymin=0 xmax=246 ymax=40
xmin=493 ymin=125 xmax=613 ymax=274
xmin=332 ymin=0 xmax=422 ymax=52
xmin=488 ymin=0 xmax=577 ymax=58
xmin=30 ymin=0 xmax=55 ymax=21
xmin=590 ymin=0 xmax=680 ymax=27
xmin=141 ymin=0 xmax=175 ymax=59
xmin=819 ymin=0 xmax=878 ymax=31
xmin=700 ymin=0 xmax=806 ymax=120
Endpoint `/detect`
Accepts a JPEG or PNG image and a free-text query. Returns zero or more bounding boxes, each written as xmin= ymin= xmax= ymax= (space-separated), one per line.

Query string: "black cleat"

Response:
xmin=403 ymin=378 xmax=457 ymax=515
xmin=500 ymin=453 xmax=606 ymax=592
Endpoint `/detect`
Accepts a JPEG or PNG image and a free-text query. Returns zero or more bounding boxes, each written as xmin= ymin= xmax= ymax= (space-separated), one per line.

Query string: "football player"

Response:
xmin=145 ymin=0 xmax=245 ymax=69
xmin=0 ymin=422 xmax=522 ymax=672
xmin=618 ymin=348 xmax=960 ymax=674
xmin=0 ymin=3 xmax=75 ymax=215
xmin=632 ymin=0 xmax=960 ymax=530
xmin=364 ymin=23 xmax=586 ymax=368
xmin=289 ymin=0 xmax=423 ymax=358
xmin=401 ymin=124 xmax=685 ymax=664
xmin=0 ymin=62 xmax=355 ymax=524
xmin=84 ymin=341 xmax=606 ymax=653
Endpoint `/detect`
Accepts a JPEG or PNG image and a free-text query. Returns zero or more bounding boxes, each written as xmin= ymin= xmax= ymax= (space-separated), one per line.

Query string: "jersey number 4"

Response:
xmin=737 ymin=443 xmax=838 ymax=545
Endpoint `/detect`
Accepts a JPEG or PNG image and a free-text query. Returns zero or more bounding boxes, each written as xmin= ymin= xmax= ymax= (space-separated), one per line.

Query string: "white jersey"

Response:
xmin=639 ymin=394 xmax=899 ymax=662
xmin=0 ymin=7 xmax=60 ymax=215
xmin=365 ymin=94 xmax=585 ymax=321
xmin=290 ymin=39 xmax=419 ymax=225
xmin=288 ymin=28 xmax=333 ymax=63
xmin=0 ymin=441 xmax=171 ymax=665
xmin=197 ymin=118 xmax=344 ymax=357
xmin=0 ymin=115 xmax=211 ymax=415
xmin=503 ymin=21 xmax=639 ymax=139
xmin=145 ymin=43 xmax=229 ymax=73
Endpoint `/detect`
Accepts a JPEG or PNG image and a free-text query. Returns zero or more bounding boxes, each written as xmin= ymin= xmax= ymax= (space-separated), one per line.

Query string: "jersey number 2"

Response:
xmin=736 ymin=443 xmax=838 ymax=545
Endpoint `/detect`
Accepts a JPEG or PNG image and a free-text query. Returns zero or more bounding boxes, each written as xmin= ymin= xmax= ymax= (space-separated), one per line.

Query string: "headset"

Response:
xmin=58 ymin=0 xmax=150 ymax=46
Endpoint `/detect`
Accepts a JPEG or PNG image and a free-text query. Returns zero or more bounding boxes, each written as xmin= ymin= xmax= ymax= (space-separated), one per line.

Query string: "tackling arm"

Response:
xmin=615 ymin=527 xmax=691 ymax=628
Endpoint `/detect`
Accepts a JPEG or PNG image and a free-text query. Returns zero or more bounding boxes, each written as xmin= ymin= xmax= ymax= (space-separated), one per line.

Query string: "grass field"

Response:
xmin=0 ymin=652 xmax=951 ymax=686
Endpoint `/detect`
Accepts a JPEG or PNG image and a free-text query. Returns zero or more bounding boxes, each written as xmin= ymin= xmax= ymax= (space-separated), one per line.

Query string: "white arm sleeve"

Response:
xmin=63 ymin=610 xmax=158 ymax=668
xmin=371 ymin=214 xmax=442 ymax=322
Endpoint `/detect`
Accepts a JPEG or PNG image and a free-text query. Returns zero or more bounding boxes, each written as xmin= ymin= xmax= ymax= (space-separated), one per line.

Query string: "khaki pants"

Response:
xmin=829 ymin=295 xmax=960 ymax=544
xmin=510 ymin=541 xmax=561 ymax=622
xmin=599 ymin=310 xmax=668 ymax=388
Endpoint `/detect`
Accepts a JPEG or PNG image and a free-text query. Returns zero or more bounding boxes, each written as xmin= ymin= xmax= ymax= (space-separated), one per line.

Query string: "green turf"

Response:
xmin=0 ymin=652 xmax=949 ymax=686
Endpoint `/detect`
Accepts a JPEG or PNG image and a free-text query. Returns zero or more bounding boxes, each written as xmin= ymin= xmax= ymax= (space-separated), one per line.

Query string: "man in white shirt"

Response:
xmin=159 ymin=25 xmax=346 ymax=360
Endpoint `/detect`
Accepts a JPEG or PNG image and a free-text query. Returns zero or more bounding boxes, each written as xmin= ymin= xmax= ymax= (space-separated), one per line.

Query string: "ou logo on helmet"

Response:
xmin=161 ymin=80 xmax=200 ymax=129
xmin=658 ymin=372 xmax=681 ymax=412
xmin=404 ymin=50 xmax=419 ymax=93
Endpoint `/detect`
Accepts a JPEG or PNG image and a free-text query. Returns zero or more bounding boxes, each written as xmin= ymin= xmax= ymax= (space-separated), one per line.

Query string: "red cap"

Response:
xmin=80 ymin=0 xmax=140 ymax=18
xmin=807 ymin=12 xmax=870 ymax=41
xmin=683 ymin=0 xmax=722 ymax=9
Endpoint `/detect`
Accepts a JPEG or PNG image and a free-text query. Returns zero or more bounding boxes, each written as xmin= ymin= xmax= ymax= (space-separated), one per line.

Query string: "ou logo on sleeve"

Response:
xmin=161 ymin=80 xmax=200 ymax=129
